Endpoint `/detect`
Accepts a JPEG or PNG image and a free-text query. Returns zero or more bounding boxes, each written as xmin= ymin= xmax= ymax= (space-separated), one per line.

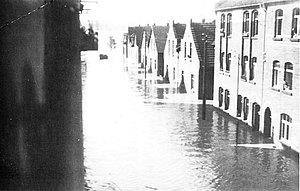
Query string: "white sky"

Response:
xmin=82 ymin=0 xmax=217 ymax=28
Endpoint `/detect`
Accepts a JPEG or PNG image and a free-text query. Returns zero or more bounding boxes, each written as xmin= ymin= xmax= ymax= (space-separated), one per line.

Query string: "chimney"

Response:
xmin=202 ymin=19 xmax=205 ymax=24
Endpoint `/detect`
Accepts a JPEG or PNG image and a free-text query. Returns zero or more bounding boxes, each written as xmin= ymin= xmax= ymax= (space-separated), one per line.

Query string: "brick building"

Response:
xmin=214 ymin=0 xmax=299 ymax=152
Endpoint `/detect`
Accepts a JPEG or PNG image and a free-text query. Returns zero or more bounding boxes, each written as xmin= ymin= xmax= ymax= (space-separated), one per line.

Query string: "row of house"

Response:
xmin=122 ymin=0 xmax=300 ymax=153
xmin=123 ymin=19 xmax=215 ymax=100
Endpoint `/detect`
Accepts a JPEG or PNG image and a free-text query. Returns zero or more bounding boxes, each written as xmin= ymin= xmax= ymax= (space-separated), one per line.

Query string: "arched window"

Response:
xmin=291 ymin=8 xmax=300 ymax=38
xmin=241 ymin=56 xmax=248 ymax=79
xmin=272 ymin=61 xmax=280 ymax=87
xmin=226 ymin=53 xmax=231 ymax=72
xmin=237 ymin=95 xmax=242 ymax=117
xmin=218 ymin=87 xmax=224 ymax=107
xmin=283 ymin=62 xmax=293 ymax=90
xmin=220 ymin=52 xmax=225 ymax=71
xmin=275 ymin=9 xmax=283 ymax=37
xmin=224 ymin=89 xmax=230 ymax=110
xmin=243 ymin=11 xmax=250 ymax=35
xmin=220 ymin=14 xmax=225 ymax=32
xmin=227 ymin=14 xmax=232 ymax=36
xmin=251 ymin=10 xmax=259 ymax=36
xmin=280 ymin=114 xmax=292 ymax=140
xmin=249 ymin=57 xmax=256 ymax=81
xmin=243 ymin=97 xmax=249 ymax=120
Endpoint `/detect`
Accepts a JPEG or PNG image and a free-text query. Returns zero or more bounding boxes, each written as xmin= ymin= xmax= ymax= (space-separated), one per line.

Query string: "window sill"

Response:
xmin=273 ymin=37 xmax=283 ymax=41
xmin=290 ymin=38 xmax=300 ymax=42
xmin=271 ymin=86 xmax=280 ymax=92
xmin=224 ymin=71 xmax=231 ymax=77
xmin=251 ymin=36 xmax=258 ymax=40
xmin=282 ymin=90 xmax=293 ymax=96
xmin=249 ymin=80 xmax=256 ymax=85
xmin=241 ymin=76 xmax=247 ymax=82
xmin=227 ymin=35 xmax=232 ymax=39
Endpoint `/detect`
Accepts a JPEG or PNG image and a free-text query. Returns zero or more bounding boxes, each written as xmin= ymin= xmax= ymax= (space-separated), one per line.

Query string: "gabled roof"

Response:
xmin=215 ymin=0 xmax=294 ymax=10
xmin=143 ymin=25 xmax=152 ymax=47
xmin=173 ymin=23 xmax=186 ymax=40
xmin=152 ymin=25 xmax=169 ymax=53
xmin=191 ymin=21 xmax=215 ymax=66
xmin=128 ymin=26 xmax=152 ymax=48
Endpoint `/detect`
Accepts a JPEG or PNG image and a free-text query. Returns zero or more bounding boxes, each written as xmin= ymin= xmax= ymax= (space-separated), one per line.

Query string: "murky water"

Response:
xmin=82 ymin=52 xmax=299 ymax=191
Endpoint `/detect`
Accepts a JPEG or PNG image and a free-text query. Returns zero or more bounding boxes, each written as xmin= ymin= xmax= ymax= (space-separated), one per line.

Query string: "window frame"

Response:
xmin=249 ymin=57 xmax=257 ymax=81
xmin=241 ymin=56 xmax=248 ymax=79
xmin=291 ymin=8 xmax=300 ymax=39
xmin=272 ymin=61 xmax=280 ymax=88
xmin=280 ymin=114 xmax=292 ymax=141
xmin=227 ymin=13 xmax=232 ymax=36
xmin=251 ymin=10 xmax=259 ymax=37
xmin=274 ymin=9 xmax=283 ymax=38
xmin=243 ymin=11 xmax=250 ymax=36
xmin=226 ymin=53 xmax=231 ymax=72
xmin=283 ymin=62 xmax=293 ymax=91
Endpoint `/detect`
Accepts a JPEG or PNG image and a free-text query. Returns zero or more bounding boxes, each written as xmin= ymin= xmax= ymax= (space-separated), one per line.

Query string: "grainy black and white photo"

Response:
xmin=0 ymin=0 xmax=299 ymax=190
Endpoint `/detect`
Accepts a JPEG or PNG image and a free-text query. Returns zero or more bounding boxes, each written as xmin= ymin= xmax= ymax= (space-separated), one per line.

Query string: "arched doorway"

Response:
xmin=252 ymin=102 xmax=260 ymax=131
xmin=264 ymin=108 xmax=272 ymax=138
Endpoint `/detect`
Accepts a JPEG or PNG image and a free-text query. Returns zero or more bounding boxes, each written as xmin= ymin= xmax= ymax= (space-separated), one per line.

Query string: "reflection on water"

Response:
xmin=83 ymin=54 xmax=298 ymax=191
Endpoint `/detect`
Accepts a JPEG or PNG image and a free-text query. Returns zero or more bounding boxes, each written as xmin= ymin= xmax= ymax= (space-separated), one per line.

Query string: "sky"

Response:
xmin=81 ymin=0 xmax=217 ymax=28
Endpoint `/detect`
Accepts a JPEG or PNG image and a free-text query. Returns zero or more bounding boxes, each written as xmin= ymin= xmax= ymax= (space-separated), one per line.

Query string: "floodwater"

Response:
xmin=82 ymin=51 xmax=299 ymax=191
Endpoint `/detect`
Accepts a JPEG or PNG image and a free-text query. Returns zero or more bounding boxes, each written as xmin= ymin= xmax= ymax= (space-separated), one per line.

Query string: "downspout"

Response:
xmin=261 ymin=2 xmax=267 ymax=134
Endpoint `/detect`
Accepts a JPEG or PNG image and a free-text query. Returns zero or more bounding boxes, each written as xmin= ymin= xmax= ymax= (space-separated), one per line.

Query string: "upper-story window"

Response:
xmin=220 ymin=52 xmax=225 ymax=71
xmin=243 ymin=11 xmax=250 ymax=35
xmin=224 ymin=89 xmax=230 ymax=110
xmin=189 ymin=43 xmax=192 ymax=58
xmin=242 ymin=56 xmax=248 ymax=79
xmin=218 ymin=87 xmax=224 ymax=107
xmin=249 ymin=57 xmax=257 ymax=81
xmin=272 ymin=60 xmax=280 ymax=88
xmin=227 ymin=13 xmax=232 ymax=36
xmin=243 ymin=97 xmax=249 ymax=120
xmin=251 ymin=10 xmax=259 ymax=37
xmin=291 ymin=8 xmax=300 ymax=38
xmin=220 ymin=14 xmax=225 ymax=32
xmin=280 ymin=114 xmax=292 ymax=141
xmin=275 ymin=9 xmax=283 ymax=37
xmin=168 ymin=40 xmax=170 ymax=55
xmin=172 ymin=40 xmax=175 ymax=57
xmin=226 ymin=53 xmax=231 ymax=72
xmin=184 ymin=42 xmax=187 ymax=58
xmin=283 ymin=62 xmax=293 ymax=91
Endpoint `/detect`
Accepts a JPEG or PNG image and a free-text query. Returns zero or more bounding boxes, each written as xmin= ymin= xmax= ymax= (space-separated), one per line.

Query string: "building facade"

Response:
xmin=214 ymin=0 xmax=299 ymax=152
xmin=179 ymin=20 xmax=215 ymax=100
xmin=164 ymin=21 xmax=186 ymax=86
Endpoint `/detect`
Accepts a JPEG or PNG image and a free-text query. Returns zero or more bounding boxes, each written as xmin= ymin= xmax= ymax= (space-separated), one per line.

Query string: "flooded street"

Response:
xmin=82 ymin=52 xmax=298 ymax=191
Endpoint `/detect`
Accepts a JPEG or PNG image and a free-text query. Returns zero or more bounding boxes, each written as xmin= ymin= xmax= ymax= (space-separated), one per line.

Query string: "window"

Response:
xmin=224 ymin=89 xmax=230 ymax=110
xmin=243 ymin=11 xmax=250 ymax=35
xmin=173 ymin=67 xmax=175 ymax=80
xmin=237 ymin=95 xmax=242 ymax=117
xmin=226 ymin=53 xmax=231 ymax=72
xmin=189 ymin=43 xmax=192 ymax=58
xmin=220 ymin=52 xmax=225 ymax=71
xmin=227 ymin=14 xmax=232 ymax=36
xmin=168 ymin=40 xmax=170 ymax=55
xmin=220 ymin=14 xmax=225 ymax=32
xmin=275 ymin=9 xmax=283 ymax=37
xmin=191 ymin=74 xmax=194 ymax=90
xmin=272 ymin=61 xmax=280 ymax=87
xmin=251 ymin=10 xmax=259 ymax=36
xmin=243 ymin=97 xmax=249 ymax=120
xmin=280 ymin=114 xmax=292 ymax=140
xmin=218 ymin=87 xmax=223 ymax=107
xmin=172 ymin=40 xmax=175 ymax=57
xmin=283 ymin=62 xmax=293 ymax=90
xmin=249 ymin=57 xmax=256 ymax=81
xmin=242 ymin=56 xmax=248 ymax=79
xmin=291 ymin=8 xmax=300 ymax=38
xmin=184 ymin=42 xmax=187 ymax=58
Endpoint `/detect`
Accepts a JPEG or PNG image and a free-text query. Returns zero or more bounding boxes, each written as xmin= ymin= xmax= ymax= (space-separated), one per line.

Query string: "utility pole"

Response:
xmin=202 ymin=33 xmax=208 ymax=120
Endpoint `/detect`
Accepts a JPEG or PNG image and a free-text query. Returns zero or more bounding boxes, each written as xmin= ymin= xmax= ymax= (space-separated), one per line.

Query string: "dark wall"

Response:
xmin=158 ymin=53 xmax=164 ymax=77
xmin=0 ymin=1 xmax=83 ymax=190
